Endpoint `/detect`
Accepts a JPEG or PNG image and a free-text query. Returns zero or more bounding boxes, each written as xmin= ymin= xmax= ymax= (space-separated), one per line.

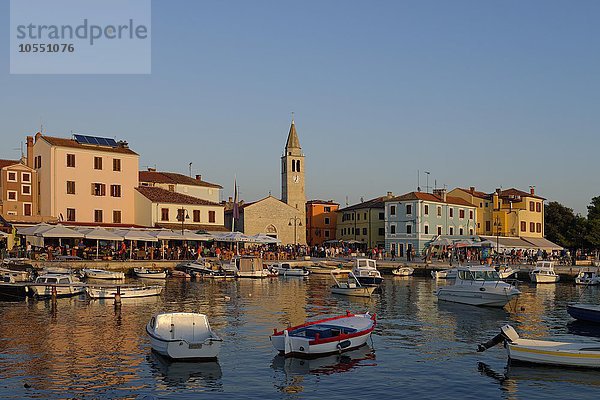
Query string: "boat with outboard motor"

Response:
xmin=435 ymin=265 xmax=520 ymax=307
xmin=575 ymin=269 xmax=600 ymax=286
xmin=496 ymin=264 xmax=517 ymax=279
xmin=87 ymin=285 xmax=163 ymax=299
xmin=270 ymin=311 xmax=376 ymax=358
xmin=478 ymin=324 xmax=600 ymax=368
xmin=392 ymin=267 xmax=414 ymax=276
xmin=351 ymin=259 xmax=383 ymax=286
xmin=330 ymin=271 xmax=376 ymax=297
xmin=146 ymin=312 xmax=223 ymax=360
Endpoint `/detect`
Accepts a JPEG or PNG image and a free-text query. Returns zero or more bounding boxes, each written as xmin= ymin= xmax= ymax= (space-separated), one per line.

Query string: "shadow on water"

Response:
xmin=147 ymin=351 xmax=223 ymax=390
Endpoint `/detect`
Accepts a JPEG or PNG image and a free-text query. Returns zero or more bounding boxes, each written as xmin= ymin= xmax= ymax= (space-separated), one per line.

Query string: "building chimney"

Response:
xmin=530 ymin=186 xmax=535 ymax=195
xmin=433 ymin=188 xmax=447 ymax=202
xmin=493 ymin=189 xmax=500 ymax=210
xmin=469 ymin=186 xmax=475 ymax=193
xmin=34 ymin=131 xmax=42 ymax=142
xmin=147 ymin=167 xmax=156 ymax=172
xmin=228 ymin=196 xmax=233 ymax=203
xmin=195 ymin=174 xmax=202 ymax=181
xmin=26 ymin=136 xmax=34 ymax=168
xmin=386 ymin=191 xmax=393 ymax=198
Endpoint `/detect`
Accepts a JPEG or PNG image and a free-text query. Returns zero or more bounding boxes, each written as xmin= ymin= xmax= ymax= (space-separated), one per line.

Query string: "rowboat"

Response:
xmin=567 ymin=303 xmax=600 ymax=324
xmin=86 ymin=285 xmax=163 ymax=299
xmin=575 ymin=270 xmax=600 ymax=286
xmin=82 ymin=268 xmax=125 ymax=280
xmin=496 ymin=265 xmax=517 ymax=279
xmin=392 ymin=267 xmax=414 ymax=276
xmin=134 ymin=267 xmax=167 ymax=279
xmin=146 ymin=312 xmax=223 ymax=360
xmin=270 ymin=311 xmax=376 ymax=358
xmin=436 ymin=265 xmax=520 ymax=307
xmin=330 ymin=272 xmax=376 ymax=298
xmin=478 ymin=324 xmax=600 ymax=368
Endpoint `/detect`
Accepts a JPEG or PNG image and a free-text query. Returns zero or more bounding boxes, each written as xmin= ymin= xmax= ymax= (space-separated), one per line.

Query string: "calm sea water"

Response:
xmin=1 ymin=275 xmax=599 ymax=399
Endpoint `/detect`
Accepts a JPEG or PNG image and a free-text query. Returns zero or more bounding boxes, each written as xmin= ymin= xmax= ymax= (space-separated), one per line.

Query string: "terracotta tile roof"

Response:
xmin=498 ymin=188 xmax=545 ymax=201
xmin=136 ymin=186 xmax=222 ymax=206
xmin=455 ymin=187 xmax=491 ymax=199
xmin=0 ymin=159 xmax=20 ymax=169
xmin=156 ymin=223 xmax=229 ymax=232
xmin=307 ymin=199 xmax=339 ymax=205
xmin=40 ymin=135 xmax=138 ymax=155
xmin=338 ymin=195 xmax=395 ymax=212
xmin=389 ymin=192 xmax=476 ymax=207
xmin=139 ymin=171 xmax=222 ymax=189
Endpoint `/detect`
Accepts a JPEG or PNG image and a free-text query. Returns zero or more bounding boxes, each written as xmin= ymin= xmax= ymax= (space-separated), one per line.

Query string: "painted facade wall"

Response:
xmin=0 ymin=163 xmax=38 ymax=221
xmin=33 ymin=137 xmax=139 ymax=225
xmin=306 ymin=202 xmax=339 ymax=246
xmin=385 ymin=199 xmax=477 ymax=257
xmin=336 ymin=207 xmax=386 ymax=248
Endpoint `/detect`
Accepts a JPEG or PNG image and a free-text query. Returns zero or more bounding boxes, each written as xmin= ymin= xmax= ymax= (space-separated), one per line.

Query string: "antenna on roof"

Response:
xmin=345 ymin=195 xmax=349 ymax=206
xmin=417 ymin=170 xmax=421 ymax=192
xmin=291 ymin=111 xmax=295 ymax=123
xmin=188 ymin=162 xmax=192 ymax=177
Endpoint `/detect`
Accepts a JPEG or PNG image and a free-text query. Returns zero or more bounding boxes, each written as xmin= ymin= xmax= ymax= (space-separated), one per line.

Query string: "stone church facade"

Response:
xmin=225 ymin=119 xmax=307 ymax=245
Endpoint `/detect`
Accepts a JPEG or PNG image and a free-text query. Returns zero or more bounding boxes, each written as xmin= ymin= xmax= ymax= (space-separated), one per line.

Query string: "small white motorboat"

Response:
xmin=82 ymin=268 xmax=125 ymax=280
xmin=87 ymin=285 xmax=163 ymax=299
xmin=575 ymin=269 xmax=600 ymax=286
xmin=351 ymin=259 xmax=383 ymax=285
xmin=271 ymin=262 xmax=310 ymax=277
xmin=392 ymin=267 xmax=414 ymax=276
xmin=134 ymin=267 xmax=167 ymax=279
xmin=28 ymin=273 xmax=85 ymax=298
xmin=0 ymin=268 xmax=31 ymax=283
xmin=330 ymin=272 xmax=376 ymax=298
xmin=529 ymin=261 xmax=559 ymax=283
xmin=478 ymin=324 xmax=600 ymax=368
xmin=270 ymin=311 xmax=376 ymax=357
xmin=431 ymin=268 xmax=457 ymax=279
xmin=146 ymin=312 xmax=223 ymax=360
xmin=496 ymin=264 xmax=517 ymax=279
xmin=236 ymin=257 xmax=269 ymax=278
xmin=436 ymin=265 xmax=520 ymax=307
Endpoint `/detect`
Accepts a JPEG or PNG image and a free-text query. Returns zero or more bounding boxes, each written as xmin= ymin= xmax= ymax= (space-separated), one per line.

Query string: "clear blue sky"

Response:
xmin=1 ymin=0 xmax=598 ymax=215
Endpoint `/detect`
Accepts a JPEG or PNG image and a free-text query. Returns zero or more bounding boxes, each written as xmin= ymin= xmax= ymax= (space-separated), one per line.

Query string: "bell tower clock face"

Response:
xmin=293 ymin=174 xmax=299 ymax=183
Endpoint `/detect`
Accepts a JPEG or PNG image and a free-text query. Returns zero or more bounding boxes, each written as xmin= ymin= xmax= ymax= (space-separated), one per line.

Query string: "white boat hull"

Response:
xmin=530 ymin=273 xmax=559 ymax=283
xmin=331 ymin=286 xmax=376 ymax=297
xmin=392 ymin=268 xmax=414 ymax=276
xmin=508 ymin=339 xmax=600 ymax=368
xmin=237 ymin=270 xmax=269 ymax=278
xmin=134 ymin=269 xmax=167 ymax=279
xmin=29 ymin=284 xmax=85 ymax=298
xmin=436 ymin=287 xmax=519 ymax=307
xmin=87 ymin=286 xmax=163 ymax=299
xmin=432 ymin=269 xmax=457 ymax=279
xmin=147 ymin=329 xmax=222 ymax=360
xmin=277 ymin=269 xmax=309 ymax=277
xmin=83 ymin=269 xmax=125 ymax=280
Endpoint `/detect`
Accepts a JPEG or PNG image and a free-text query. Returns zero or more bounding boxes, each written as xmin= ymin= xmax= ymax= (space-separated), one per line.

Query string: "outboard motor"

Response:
xmin=477 ymin=325 xmax=520 ymax=352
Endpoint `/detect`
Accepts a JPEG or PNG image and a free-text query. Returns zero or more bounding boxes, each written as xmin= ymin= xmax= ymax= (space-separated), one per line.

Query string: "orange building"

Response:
xmin=306 ymin=200 xmax=339 ymax=246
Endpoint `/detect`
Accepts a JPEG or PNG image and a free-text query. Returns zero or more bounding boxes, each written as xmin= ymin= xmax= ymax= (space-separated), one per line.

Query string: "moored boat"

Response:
xmin=82 ymin=268 xmax=125 ymax=280
xmin=478 ymin=324 xmax=600 ymax=368
xmin=529 ymin=261 xmax=559 ymax=283
xmin=351 ymin=258 xmax=383 ymax=286
xmin=270 ymin=311 xmax=376 ymax=358
xmin=134 ymin=267 xmax=167 ymax=279
xmin=431 ymin=268 xmax=457 ymax=279
xmin=392 ymin=267 xmax=414 ymax=276
xmin=87 ymin=285 xmax=163 ymax=299
xmin=567 ymin=303 xmax=600 ymax=324
xmin=436 ymin=265 xmax=520 ymax=307
xmin=575 ymin=269 xmax=600 ymax=286
xmin=28 ymin=273 xmax=85 ymax=298
xmin=236 ymin=257 xmax=269 ymax=278
xmin=271 ymin=262 xmax=310 ymax=277
xmin=146 ymin=312 xmax=223 ymax=360
xmin=496 ymin=264 xmax=517 ymax=279
xmin=330 ymin=272 xmax=376 ymax=298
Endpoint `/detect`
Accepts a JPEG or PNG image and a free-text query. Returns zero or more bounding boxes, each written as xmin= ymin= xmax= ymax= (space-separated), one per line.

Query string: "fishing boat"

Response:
xmin=351 ymin=258 xmax=383 ymax=285
xmin=330 ymin=271 xmax=376 ymax=298
xmin=134 ymin=267 xmax=167 ymax=279
xmin=82 ymin=268 xmax=125 ymax=280
xmin=28 ymin=273 xmax=85 ymax=298
xmin=270 ymin=311 xmax=376 ymax=357
xmin=496 ymin=264 xmax=517 ymax=279
xmin=478 ymin=324 xmax=600 ymax=368
xmin=146 ymin=312 xmax=223 ymax=360
xmin=271 ymin=262 xmax=310 ymax=277
xmin=567 ymin=303 xmax=600 ymax=324
xmin=575 ymin=270 xmax=600 ymax=286
xmin=431 ymin=268 xmax=457 ymax=279
xmin=529 ymin=261 xmax=559 ymax=283
xmin=236 ymin=257 xmax=269 ymax=278
xmin=436 ymin=265 xmax=520 ymax=307
xmin=392 ymin=267 xmax=414 ymax=276
xmin=86 ymin=285 xmax=163 ymax=299
xmin=0 ymin=268 xmax=32 ymax=283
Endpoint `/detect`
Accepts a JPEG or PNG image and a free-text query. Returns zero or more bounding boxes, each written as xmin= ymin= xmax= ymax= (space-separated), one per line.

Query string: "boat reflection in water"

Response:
xmin=566 ymin=320 xmax=600 ymax=339
xmin=148 ymin=352 xmax=223 ymax=390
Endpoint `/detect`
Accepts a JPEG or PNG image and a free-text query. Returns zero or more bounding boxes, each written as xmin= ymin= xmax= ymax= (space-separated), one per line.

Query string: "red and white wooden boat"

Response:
xmin=270 ymin=311 xmax=376 ymax=357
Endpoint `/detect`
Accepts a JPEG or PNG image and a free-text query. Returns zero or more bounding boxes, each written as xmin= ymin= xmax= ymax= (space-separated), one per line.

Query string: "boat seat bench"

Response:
xmin=291 ymin=325 xmax=357 ymax=339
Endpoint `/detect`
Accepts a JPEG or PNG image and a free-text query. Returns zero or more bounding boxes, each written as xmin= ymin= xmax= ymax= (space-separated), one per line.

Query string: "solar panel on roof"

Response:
xmin=73 ymin=134 xmax=119 ymax=148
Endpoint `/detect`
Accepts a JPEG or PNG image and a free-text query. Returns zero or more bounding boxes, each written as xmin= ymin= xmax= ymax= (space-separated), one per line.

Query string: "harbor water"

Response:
xmin=1 ymin=275 xmax=599 ymax=399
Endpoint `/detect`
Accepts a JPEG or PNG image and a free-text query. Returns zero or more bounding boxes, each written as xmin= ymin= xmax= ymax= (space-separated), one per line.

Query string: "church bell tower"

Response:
xmin=281 ymin=117 xmax=306 ymax=216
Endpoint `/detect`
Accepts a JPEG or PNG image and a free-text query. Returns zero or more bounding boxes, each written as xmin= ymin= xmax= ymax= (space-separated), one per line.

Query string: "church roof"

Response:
xmin=285 ymin=120 xmax=301 ymax=149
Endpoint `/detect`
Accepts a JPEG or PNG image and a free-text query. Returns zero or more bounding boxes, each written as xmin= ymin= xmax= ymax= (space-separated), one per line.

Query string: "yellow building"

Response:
xmin=30 ymin=132 xmax=140 ymax=226
xmin=336 ymin=193 xmax=394 ymax=249
xmin=449 ymin=187 xmax=545 ymax=238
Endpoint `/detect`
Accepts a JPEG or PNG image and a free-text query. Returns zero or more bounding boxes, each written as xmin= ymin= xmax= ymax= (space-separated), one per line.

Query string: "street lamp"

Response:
xmin=289 ymin=216 xmax=302 ymax=245
xmin=177 ymin=207 xmax=190 ymax=235
xmin=493 ymin=216 xmax=502 ymax=260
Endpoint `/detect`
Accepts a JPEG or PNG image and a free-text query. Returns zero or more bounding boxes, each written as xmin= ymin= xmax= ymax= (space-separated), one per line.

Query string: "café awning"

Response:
xmin=521 ymin=237 xmax=563 ymax=251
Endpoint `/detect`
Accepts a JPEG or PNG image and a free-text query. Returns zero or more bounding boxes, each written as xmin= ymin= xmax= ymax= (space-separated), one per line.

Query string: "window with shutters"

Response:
xmin=113 ymin=159 xmax=121 ymax=172
xmin=94 ymin=210 xmax=103 ymax=223
xmin=161 ymin=208 xmax=169 ymax=221
xmin=67 ymin=208 xmax=76 ymax=221
xmin=193 ymin=210 xmax=200 ymax=222
xmin=92 ymin=183 xmax=106 ymax=196
xmin=113 ymin=210 xmax=122 ymax=223
xmin=94 ymin=157 xmax=102 ymax=170
xmin=67 ymin=181 xmax=76 ymax=194
xmin=67 ymin=154 xmax=75 ymax=167
xmin=209 ymin=211 xmax=216 ymax=223
xmin=110 ymin=184 xmax=121 ymax=197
